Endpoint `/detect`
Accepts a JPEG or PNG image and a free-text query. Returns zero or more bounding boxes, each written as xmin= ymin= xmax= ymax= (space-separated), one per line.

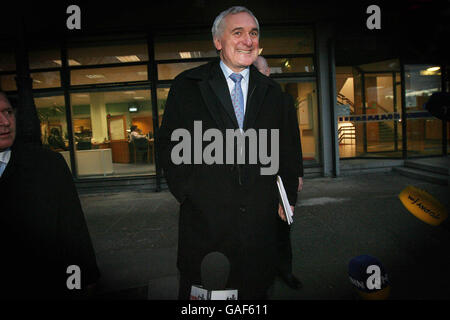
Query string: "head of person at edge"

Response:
xmin=0 ymin=92 xmax=16 ymax=152
xmin=212 ymin=6 xmax=260 ymax=73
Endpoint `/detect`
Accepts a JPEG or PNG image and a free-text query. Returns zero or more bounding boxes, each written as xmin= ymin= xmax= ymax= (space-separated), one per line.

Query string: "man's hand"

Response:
xmin=298 ymin=177 xmax=304 ymax=192
xmin=278 ymin=204 xmax=295 ymax=222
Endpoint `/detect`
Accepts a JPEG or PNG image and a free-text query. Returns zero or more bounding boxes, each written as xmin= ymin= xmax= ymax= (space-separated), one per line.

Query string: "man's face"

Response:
xmin=214 ymin=12 xmax=259 ymax=72
xmin=0 ymin=95 xmax=16 ymax=152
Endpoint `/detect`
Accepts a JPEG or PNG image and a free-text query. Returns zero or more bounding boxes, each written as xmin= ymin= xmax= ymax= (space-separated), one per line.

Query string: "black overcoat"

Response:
xmin=157 ymin=60 xmax=298 ymax=298
xmin=0 ymin=143 xmax=100 ymax=299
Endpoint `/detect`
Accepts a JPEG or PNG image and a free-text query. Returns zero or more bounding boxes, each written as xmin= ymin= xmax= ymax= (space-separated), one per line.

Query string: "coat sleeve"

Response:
xmin=54 ymin=152 xmax=100 ymax=289
xmin=156 ymin=78 xmax=195 ymax=204
xmin=278 ymin=92 xmax=303 ymax=205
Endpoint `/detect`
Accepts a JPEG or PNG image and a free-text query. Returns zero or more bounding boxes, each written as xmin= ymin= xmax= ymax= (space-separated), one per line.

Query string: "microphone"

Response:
xmin=348 ymin=254 xmax=391 ymax=300
xmin=201 ymin=251 xmax=230 ymax=291
xmin=190 ymin=251 xmax=237 ymax=300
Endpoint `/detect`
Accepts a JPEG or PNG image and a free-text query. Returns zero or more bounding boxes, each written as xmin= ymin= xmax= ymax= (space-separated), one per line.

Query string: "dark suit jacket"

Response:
xmin=0 ymin=143 xmax=100 ymax=299
xmin=157 ymin=60 xmax=299 ymax=298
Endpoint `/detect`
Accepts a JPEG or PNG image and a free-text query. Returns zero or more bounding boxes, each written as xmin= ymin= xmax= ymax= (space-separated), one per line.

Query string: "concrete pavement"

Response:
xmin=80 ymin=170 xmax=450 ymax=300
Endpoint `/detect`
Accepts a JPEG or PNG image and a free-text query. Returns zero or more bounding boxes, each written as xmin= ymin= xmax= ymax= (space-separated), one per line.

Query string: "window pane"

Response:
xmin=358 ymin=59 xmax=400 ymax=72
xmin=336 ymin=68 xmax=402 ymax=158
xmin=157 ymin=87 xmax=170 ymax=126
xmin=158 ymin=61 xmax=208 ymax=80
xmin=29 ymin=49 xmax=61 ymax=69
xmin=68 ymin=42 xmax=148 ymax=66
xmin=278 ymin=80 xmax=320 ymax=163
xmin=71 ymin=89 xmax=155 ymax=178
xmin=0 ymin=74 xmax=17 ymax=91
xmin=35 ymin=95 xmax=71 ymax=169
xmin=154 ymin=33 xmax=217 ymax=60
xmin=267 ymin=57 xmax=314 ymax=74
xmin=31 ymin=71 xmax=61 ymax=88
xmin=405 ymin=64 xmax=442 ymax=157
xmin=71 ymin=65 xmax=148 ymax=85
xmin=0 ymin=50 xmax=15 ymax=72
xmin=261 ymin=27 xmax=314 ymax=55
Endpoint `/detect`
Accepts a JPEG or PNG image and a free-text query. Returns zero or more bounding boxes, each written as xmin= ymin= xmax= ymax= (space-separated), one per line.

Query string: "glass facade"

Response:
xmin=5 ymin=23 xmax=446 ymax=183
xmin=404 ymin=64 xmax=442 ymax=157
xmin=336 ymin=60 xmax=446 ymax=159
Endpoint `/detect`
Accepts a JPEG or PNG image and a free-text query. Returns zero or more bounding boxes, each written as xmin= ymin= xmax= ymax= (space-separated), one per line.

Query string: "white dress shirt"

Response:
xmin=219 ymin=61 xmax=250 ymax=114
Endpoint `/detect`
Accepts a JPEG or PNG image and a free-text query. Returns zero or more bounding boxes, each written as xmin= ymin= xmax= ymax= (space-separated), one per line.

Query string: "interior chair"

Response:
xmin=131 ymin=138 xmax=150 ymax=164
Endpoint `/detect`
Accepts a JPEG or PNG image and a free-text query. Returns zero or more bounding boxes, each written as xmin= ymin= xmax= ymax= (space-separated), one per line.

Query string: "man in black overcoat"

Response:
xmin=254 ymin=55 xmax=304 ymax=290
xmin=0 ymin=92 xmax=100 ymax=299
xmin=157 ymin=6 xmax=299 ymax=299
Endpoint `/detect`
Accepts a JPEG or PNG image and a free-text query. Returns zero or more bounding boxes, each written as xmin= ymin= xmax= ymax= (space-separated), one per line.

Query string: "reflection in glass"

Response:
xmin=0 ymin=74 xmax=17 ymax=91
xmin=29 ymin=49 xmax=62 ymax=69
xmin=31 ymin=71 xmax=61 ymax=89
xmin=0 ymin=51 xmax=16 ymax=72
xmin=71 ymin=65 xmax=148 ymax=85
xmin=267 ymin=57 xmax=314 ymax=74
xmin=70 ymin=89 xmax=155 ymax=178
xmin=68 ymin=43 xmax=148 ymax=66
xmin=260 ymin=27 xmax=314 ymax=55
xmin=405 ymin=64 xmax=442 ymax=157
xmin=154 ymin=33 xmax=217 ymax=60
xmin=158 ymin=61 xmax=208 ymax=80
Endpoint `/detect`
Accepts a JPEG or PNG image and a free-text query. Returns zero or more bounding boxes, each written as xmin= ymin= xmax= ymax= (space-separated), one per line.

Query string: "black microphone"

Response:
xmin=200 ymin=251 xmax=230 ymax=291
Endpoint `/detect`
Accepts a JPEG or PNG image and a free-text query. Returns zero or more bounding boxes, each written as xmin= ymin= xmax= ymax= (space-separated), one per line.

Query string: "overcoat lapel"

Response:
xmin=197 ymin=62 xmax=269 ymax=131
xmin=206 ymin=64 xmax=240 ymax=129
xmin=244 ymin=65 xmax=268 ymax=130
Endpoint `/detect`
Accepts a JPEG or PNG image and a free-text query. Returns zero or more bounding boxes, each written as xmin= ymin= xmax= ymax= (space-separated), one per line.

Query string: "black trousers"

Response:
xmin=276 ymin=218 xmax=293 ymax=274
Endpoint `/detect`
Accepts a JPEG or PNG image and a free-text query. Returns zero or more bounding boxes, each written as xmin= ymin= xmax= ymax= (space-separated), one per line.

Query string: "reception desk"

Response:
xmin=60 ymin=149 xmax=114 ymax=176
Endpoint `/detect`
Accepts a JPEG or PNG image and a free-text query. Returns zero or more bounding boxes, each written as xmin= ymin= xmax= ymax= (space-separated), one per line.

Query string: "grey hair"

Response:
xmin=211 ymin=6 xmax=260 ymax=42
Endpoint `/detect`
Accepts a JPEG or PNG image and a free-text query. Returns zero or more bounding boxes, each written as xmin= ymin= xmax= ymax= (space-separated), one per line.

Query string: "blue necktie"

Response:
xmin=229 ymin=73 xmax=244 ymax=129
xmin=0 ymin=161 xmax=6 ymax=177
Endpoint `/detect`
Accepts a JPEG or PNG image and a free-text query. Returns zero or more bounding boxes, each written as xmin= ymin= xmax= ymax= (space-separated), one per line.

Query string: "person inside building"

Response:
xmin=157 ymin=6 xmax=299 ymax=299
xmin=0 ymin=91 xmax=100 ymax=299
xmin=254 ymin=55 xmax=304 ymax=290
xmin=130 ymin=125 xmax=148 ymax=141
xmin=47 ymin=127 xmax=67 ymax=151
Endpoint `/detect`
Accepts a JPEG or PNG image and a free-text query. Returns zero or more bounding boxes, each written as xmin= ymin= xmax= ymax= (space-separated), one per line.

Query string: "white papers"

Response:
xmin=190 ymin=285 xmax=208 ymax=300
xmin=210 ymin=289 xmax=238 ymax=300
xmin=190 ymin=285 xmax=238 ymax=300
xmin=276 ymin=175 xmax=294 ymax=225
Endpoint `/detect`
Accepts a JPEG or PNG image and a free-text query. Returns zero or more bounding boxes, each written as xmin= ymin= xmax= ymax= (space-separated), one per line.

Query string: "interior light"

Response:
xmin=426 ymin=66 xmax=440 ymax=72
xmin=53 ymin=59 xmax=81 ymax=66
xmin=179 ymin=52 xmax=192 ymax=59
xmin=85 ymin=74 xmax=105 ymax=79
xmin=116 ymin=55 xmax=141 ymax=63
xmin=179 ymin=51 xmax=202 ymax=59
xmin=133 ymin=97 xmax=145 ymax=100
xmin=128 ymin=107 xmax=138 ymax=112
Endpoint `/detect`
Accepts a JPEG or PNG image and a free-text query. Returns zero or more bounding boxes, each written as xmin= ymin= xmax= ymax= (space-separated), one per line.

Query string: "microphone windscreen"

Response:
xmin=399 ymin=185 xmax=447 ymax=226
xmin=348 ymin=255 xmax=390 ymax=300
xmin=201 ymin=251 xmax=230 ymax=291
